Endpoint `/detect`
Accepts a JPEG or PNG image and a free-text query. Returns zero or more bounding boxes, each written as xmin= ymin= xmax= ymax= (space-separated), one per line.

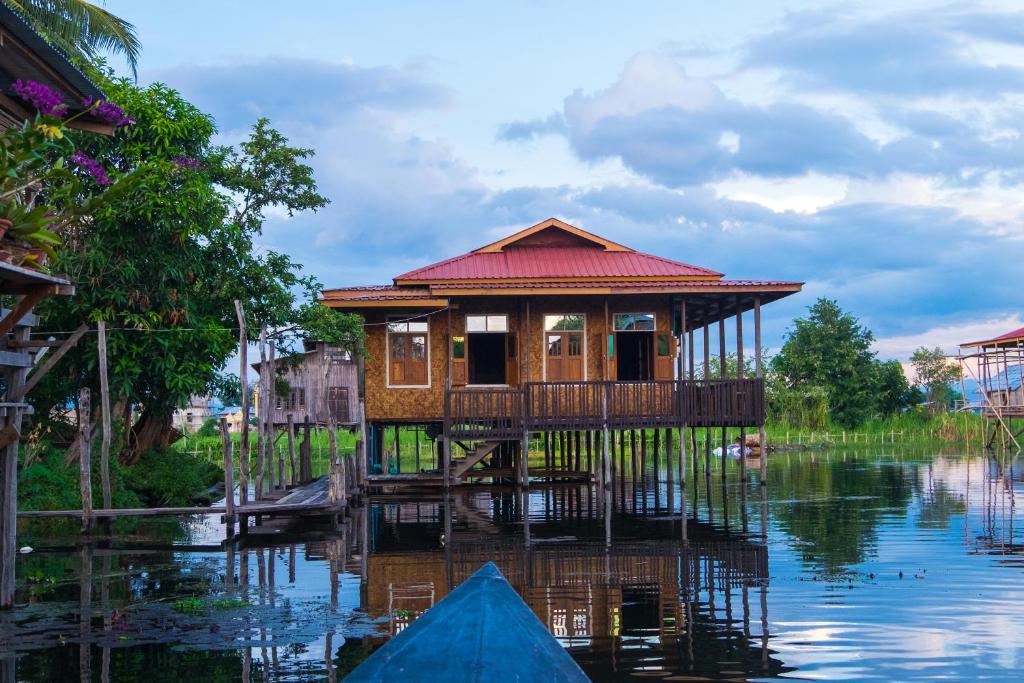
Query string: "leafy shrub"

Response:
xmin=122 ymin=447 xmax=221 ymax=506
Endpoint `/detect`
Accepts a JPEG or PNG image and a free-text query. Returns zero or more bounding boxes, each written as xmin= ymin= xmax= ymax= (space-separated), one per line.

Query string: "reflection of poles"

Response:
xmin=444 ymin=494 xmax=454 ymax=591
xmin=101 ymin=554 xmax=111 ymax=683
xmin=759 ymin=479 xmax=769 ymax=669
xmin=79 ymin=544 xmax=92 ymax=683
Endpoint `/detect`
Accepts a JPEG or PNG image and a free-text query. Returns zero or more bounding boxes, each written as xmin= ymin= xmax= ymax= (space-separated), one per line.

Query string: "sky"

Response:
xmin=105 ymin=0 xmax=1024 ymax=359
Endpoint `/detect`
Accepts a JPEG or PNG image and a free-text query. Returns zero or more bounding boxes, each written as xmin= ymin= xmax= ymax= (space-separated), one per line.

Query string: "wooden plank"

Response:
xmin=0 ymin=350 xmax=32 ymax=367
xmin=12 ymin=322 xmax=88 ymax=400
xmin=0 ymin=308 xmax=38 ymax=328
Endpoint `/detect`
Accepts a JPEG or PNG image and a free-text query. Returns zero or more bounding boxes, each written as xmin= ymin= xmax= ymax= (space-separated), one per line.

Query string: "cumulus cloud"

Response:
xmin=148 ymin=58 xmax=454 ymax=130
xmin=745 ymin=7 xmax=1024 ymax=96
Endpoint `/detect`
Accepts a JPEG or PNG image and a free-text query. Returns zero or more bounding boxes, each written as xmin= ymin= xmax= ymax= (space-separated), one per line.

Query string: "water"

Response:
xmin=3 ymin=449 xmax=1024 ymax=681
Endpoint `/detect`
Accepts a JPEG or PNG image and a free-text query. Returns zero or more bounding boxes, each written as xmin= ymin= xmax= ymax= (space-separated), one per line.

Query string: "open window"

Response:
xmin=545 ymin=314 xmax=585 ymax=381
xmin=614 ymin=313 xmax=654 ymax=381
xmin=387 ymin=317 xmax=429 ymax=386
xmin=466 ymin=314 xmax=512 ymax=385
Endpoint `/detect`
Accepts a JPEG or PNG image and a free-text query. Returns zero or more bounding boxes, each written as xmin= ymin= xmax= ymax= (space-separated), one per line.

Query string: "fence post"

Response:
xmin=79 ymin=388 xmax=92 ymax=534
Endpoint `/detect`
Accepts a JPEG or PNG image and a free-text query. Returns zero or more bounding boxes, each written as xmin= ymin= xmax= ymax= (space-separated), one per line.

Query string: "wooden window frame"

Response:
xmin=386 ymin=316 xmax=431 ymax=389
xmin=543 ymin=313 xmax=587 ymax=382
xmin=465 ymin=313 xmax=511 ymax=387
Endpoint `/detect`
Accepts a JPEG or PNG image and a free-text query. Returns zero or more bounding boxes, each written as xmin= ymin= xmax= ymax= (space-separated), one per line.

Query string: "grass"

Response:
xmin=175 ymin=409 xmax=994 ymax=483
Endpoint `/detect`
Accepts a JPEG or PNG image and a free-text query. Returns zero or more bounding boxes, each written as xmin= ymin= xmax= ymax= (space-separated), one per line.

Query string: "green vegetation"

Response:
xmin=772 ymin=298 xmax=921 ymax=428
xmin=171 ymin=596 xmax=249 ymax=614
xmin=18 ymin=444 xmax=220 ymax=511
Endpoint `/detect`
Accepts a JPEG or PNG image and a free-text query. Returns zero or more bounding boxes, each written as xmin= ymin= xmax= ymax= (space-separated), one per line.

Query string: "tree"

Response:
xmin=910 ymin=346 xmax=961 ymax=411
xmin=4 ymin=0 xmax=140 ymax=76
xmin=32 ymin=76 xmax=354 ymax=461
xmin=872 ymin=359 xmax=920 ymax=414
xmin=772 ymin=298 xmax=880 ymax=428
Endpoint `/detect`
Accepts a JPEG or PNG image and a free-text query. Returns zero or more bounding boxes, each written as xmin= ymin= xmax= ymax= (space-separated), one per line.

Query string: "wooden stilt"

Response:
xmin=287 ymin=413 xmax=297 ymax=486
xmin=736 ymin=305 xmax=747 ymax=483
xmin=97 ymin=321 xmax=112 ymax=510
xmin=79 ymin=388 xmax=92 ymax=534
xmin=719 ymin=318 xmax=727 ymax=480
xmin=221 ymin=418 xmax=235 ymax=536
xmin=256 ymin=325 xmax=268 ymax=500
xmin=234 ymin=301 xmax=250 ymax=507
xmin=755 ymin=298 xmax=768 ymax=486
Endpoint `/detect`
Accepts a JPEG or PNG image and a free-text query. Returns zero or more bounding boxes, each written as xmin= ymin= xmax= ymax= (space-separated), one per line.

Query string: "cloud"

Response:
xmin=500 ymin=50 xmax=1024 ymax=187
xmin=873 ymin=314 xmax=1024 ymax=360
xmin=147 ymin=57 xmax=453 ymax=131
xmin=745 ymin=7 xmax=1024 ymax=97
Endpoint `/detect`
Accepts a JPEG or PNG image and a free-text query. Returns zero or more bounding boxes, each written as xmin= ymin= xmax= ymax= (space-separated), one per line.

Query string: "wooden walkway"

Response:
xmin=17 ymin=476 xmax=342 ymax=520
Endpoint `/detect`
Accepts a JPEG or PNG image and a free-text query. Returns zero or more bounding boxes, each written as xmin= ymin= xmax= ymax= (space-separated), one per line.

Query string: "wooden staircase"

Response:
xmin=451 ymin=440 xmax=503 ymax=479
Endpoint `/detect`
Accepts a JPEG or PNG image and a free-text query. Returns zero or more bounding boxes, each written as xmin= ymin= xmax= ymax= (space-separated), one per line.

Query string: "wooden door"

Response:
xmin=390 ymin=333 xmax=428 ymax=385
xmin=505 ymin=333 xmax=519 ymax=385
xmin=328 ymin=386 xmax=350 ymax=422
xmin=547 ymin=331 xmax=583 ymax=381
xmin=654 ymin=332 xmax=675 ymax=380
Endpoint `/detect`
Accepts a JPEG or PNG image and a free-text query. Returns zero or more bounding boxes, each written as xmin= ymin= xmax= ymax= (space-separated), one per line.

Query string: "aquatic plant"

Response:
xmin=171 ymin=596 xmax=249 ymax=614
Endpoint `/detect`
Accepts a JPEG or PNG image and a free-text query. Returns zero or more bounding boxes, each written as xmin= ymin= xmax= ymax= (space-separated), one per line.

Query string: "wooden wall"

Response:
xmin=265 ymin=343 xmax=359 ymax=425
xmin=361 ymin=295 xmax=676 ymax=423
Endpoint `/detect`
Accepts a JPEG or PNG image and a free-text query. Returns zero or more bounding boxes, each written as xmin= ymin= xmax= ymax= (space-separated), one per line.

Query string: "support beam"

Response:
xmin=0 ymin=285 xmax=48 ymax=339
xmin=755 ymin=298 xmax=768 ymax=485
xmin=12 ymin=323 xmax=88 ymax=400
xmin=736 ymin=305 xmax=746 ymax=484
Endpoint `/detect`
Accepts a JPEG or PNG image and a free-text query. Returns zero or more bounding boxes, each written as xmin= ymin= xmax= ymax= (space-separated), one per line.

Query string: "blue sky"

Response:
xmin=106 ymin=0 xmax=1024 ymax=358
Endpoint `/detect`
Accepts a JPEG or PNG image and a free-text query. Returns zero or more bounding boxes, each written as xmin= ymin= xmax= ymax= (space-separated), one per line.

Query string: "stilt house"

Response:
xmin=959 ymin=326 xmax=1024 ymax=448
xmin=322 ymin=218 xmax=802 ymax=482
xmin=252 ymin=341 xmax=358 ymax=427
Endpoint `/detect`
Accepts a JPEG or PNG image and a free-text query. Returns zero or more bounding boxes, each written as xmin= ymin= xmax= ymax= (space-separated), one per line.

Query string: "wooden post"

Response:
xmin=256 ymin=324 xmax=267 ymax=500
xmin=1 ymin=311 xmax=31 ymax=608
xmin=678 ymin=298 xmax=687 ymax=493
xmin=736 ymin=305 xmax=746 ymax=483
xmin=269 ymin=339 xmax=284 ymax=490
xmin=220 ymin=418 xmax=235 ymax=535
xmin=79 ymin=388 xmax=93 ymax=533
xmin=97 ymin=321 xmax=112 ymax=510
xmin=287 ymin=413 xmax=297 ymax=486
xmin=301 ymin=416 xmax=312 ymax=483
xmin=703 ymin=324 xmax=711 ymax=477
xmin=357 ymin=353 xmax=368 ymax=486
xmin=234 ymin=301 xmax=250 ymax=506
xmin=719 ymin=317 xmax=727 ymax=480
xmin=755 ymin=297 xmax=768 ymax=486
xmin=601 ymin=385 xmax=611 ymax=489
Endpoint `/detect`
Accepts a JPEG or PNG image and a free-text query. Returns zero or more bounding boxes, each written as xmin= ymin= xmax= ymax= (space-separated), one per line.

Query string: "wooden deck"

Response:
xmin=445 ymin=378 xmax=764 ymax=440
xmin=17 ymin=476 xmax=345 ymax=520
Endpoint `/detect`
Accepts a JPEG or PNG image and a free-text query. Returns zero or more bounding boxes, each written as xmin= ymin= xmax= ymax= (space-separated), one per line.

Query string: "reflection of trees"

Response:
xmin=916 ymin=479 xmax=965 ymax=529
xmin=770 ymin=455 xmax=913 ymax=574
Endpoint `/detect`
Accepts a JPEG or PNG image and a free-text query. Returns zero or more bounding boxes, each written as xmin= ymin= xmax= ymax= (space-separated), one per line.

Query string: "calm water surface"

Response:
xmin=3 ymin=449 xmax=1024 ymax=681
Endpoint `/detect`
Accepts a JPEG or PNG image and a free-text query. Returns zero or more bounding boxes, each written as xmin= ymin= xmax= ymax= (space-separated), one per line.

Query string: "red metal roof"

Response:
xmin=961 ymin=325 xmax=1024 ymax=348
xmin=394 ymin=247 xmax=722 ymax=282
xmin=433 ymin=279 xmax=799 ymax=290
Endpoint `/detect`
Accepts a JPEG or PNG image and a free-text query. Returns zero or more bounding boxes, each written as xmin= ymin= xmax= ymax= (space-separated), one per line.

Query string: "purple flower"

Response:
xmin=172 ymin=156 xmax=203 ymax=171
xmin=70 ymin=150 xmax=112 ymax=186
xmin=82 ymin=98 xmax=134 ymax=127
xmin=11 ymin=79 xmax=66 ymax=117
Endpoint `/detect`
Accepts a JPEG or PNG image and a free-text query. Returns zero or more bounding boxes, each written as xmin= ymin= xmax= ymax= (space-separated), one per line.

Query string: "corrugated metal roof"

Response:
xmin=962 ymin=325 xmax=1024 ymax=348
xmin=395 ymin=247 xmax=723 ymax=281
xmin=434 ymin=279 xmax=799 ymax=290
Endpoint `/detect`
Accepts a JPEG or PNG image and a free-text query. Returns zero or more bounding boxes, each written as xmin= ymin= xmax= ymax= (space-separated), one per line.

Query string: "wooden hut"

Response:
xmin=959 ymin=326 xmax=1024 ymax=449
xmin=322 ymin=218 xmax=802 ymax=484
xmin=253 ymin=340 xmax=358 ymax=427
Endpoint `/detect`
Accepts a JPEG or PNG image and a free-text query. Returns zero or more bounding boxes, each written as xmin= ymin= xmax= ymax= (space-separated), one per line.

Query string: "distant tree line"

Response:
xmin=768 ymin=298 xmax=961 ymax=429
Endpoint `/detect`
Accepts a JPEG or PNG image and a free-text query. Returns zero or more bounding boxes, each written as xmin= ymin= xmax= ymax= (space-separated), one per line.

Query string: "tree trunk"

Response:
xmin=121 ymin=407 xmax=177 ymax=465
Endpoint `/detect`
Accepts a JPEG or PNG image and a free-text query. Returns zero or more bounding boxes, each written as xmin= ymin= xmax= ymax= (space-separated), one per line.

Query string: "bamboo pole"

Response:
xmin=79 ymin=388 xmax=92 ymax=533
xmin=97 ymin=321 xmax=112 ymax=510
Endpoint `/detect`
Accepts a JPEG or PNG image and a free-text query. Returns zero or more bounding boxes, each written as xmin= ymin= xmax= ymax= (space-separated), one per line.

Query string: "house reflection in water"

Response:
xmin=355 ymin=485 xmax=791 ymax=680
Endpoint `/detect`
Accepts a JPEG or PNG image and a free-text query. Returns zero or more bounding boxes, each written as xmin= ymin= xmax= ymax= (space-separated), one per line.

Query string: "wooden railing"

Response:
xmin=445 ymin=379 xmax=763 ymax=439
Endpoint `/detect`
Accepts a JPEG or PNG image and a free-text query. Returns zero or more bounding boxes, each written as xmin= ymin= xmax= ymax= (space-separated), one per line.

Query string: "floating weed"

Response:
xmin=172 ymin=596 xmax=249 ymax=614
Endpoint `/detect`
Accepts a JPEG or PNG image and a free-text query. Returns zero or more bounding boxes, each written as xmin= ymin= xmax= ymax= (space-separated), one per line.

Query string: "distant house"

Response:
xmin=960 ymin=326 xmax=1024 ymax=417
xmin=171 ymin=395 xmax=215 ymax=433
xmin=216 ymin=405 xmax=252 ymax=433
xmin=252 ymin=340 xmax=358 ymax=427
